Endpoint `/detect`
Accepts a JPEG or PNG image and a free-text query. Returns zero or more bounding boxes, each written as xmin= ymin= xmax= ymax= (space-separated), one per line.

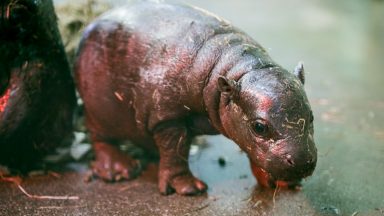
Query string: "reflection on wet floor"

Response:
xmin=1 ymin=0 xmax=384 ymax=215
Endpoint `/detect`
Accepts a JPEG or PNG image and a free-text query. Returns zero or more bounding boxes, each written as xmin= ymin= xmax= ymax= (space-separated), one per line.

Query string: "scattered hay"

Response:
xmin=0 ymin=172 xmax=79 ymax=200
xmin=17 ymin=184 xmax=79 ymax=200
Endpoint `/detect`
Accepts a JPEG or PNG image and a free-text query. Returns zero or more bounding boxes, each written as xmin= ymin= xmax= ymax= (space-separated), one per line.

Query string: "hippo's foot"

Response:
xmin=153 ymin=123 xmax=208 ymax=195
xmin=158 ymin=169 xmax=207 ymax=195
xmin=91 ymin=142 xmax=141 ymax=182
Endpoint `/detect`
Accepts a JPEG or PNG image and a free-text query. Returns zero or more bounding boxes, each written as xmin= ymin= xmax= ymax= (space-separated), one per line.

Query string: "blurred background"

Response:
xmin=2 ymin=0 xmax=384 ymax=215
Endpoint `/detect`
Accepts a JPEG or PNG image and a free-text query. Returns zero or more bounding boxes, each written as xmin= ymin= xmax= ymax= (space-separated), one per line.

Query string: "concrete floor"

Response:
xmin=1 ymin=0 xmax=384 ymax=215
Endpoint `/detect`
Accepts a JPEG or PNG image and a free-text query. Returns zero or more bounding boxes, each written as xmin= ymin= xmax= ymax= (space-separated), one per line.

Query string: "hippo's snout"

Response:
xmin=278 ymin=150 xmax=317 ymax=181
xmin=269 ymin=136 xmax=317 ymax=181
xmin=250 ymin=136 xmax=317 ymax=188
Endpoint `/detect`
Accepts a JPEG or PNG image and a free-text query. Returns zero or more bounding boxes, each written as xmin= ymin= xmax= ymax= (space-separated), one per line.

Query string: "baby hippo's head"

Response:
xmin=218 ymin=63 xmax=317 ymax=188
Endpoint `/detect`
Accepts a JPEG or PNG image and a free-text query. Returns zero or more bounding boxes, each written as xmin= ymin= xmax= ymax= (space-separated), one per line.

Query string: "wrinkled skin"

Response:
xmin=221 ymin=67 xmax=316 ymax=188
xmin=75 ymin=2 xmax=317 ymax=195
xmin=0 ymin=0 xmax=76 ymax=170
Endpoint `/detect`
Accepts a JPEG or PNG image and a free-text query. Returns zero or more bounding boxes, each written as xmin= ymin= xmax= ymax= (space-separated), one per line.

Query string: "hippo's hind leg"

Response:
xmin=154 ymin=122 xmax=207 ymax=195
xmin=90 ymin=140 xmax=142 ymax=182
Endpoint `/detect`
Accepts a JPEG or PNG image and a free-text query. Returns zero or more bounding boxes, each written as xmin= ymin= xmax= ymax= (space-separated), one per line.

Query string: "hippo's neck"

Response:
xmin=201 ymin=42 xmax=276 ymax=136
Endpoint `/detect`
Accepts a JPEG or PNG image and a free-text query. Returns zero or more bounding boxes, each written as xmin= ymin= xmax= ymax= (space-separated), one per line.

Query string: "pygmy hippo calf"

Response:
xmin=0 ymin=0 xmax=76 ymax=170
xmin=75 ymin=2 xmax=317 ymax=195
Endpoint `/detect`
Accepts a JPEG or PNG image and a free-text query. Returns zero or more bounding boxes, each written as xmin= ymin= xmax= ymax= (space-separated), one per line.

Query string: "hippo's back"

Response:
xmin=76 ymin=2 xmax=233 ymax=137
xmin=75 ymin=1 xmax=265 ymax=145
xmin=99 ymin=2 xmax=232 ymax=42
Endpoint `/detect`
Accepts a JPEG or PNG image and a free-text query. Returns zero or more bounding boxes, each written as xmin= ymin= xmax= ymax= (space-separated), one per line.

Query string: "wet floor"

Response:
xmin=1 ymin=0 xmax=384 ymax=215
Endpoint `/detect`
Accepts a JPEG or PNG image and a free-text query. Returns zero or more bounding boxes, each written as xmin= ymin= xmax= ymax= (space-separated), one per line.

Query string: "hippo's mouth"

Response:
xmin=250 ymin=161 xmax=302 ymax=189
xmin=0 ymin=88 xmax=11 ymax=113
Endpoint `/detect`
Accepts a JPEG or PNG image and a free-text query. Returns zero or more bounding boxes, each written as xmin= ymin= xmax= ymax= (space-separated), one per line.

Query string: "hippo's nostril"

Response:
xmin=285 ymin=154 xmax=294 ymax=166
xmin=286 ymin=159 xmax=294 ymax=166
xmin=307 ymin=157 xmax=317 ymax=165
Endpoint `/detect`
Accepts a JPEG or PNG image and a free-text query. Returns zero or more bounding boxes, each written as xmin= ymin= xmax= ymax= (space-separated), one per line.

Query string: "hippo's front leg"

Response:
xmin=153 ymin=123 xmax=207 ymax=195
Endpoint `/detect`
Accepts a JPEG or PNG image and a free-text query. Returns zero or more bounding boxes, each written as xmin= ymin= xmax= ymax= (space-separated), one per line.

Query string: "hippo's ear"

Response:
xmin=293 ymin=62 xmax=305 ymax=84
xmin=218 ymin=76 xmax=238 ymax=96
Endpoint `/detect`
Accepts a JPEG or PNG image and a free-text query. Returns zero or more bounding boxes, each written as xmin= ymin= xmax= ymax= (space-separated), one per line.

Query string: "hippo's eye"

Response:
xmin=253 ymin=121 xmax=270 ymax=138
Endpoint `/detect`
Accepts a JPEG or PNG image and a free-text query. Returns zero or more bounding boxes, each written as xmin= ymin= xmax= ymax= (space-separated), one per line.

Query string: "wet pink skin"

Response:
xmin=247 ymin=91 xmax=309 ymax=189
xmin=250 ymin=160 xmax=300 ymax=189
xmin=75 ymin=2 xmax=315 ymax=195
xmin=0 ymin=88 xmax=10 ymax=113
xmin=250 ymin=162 xmax=271 ymax=188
